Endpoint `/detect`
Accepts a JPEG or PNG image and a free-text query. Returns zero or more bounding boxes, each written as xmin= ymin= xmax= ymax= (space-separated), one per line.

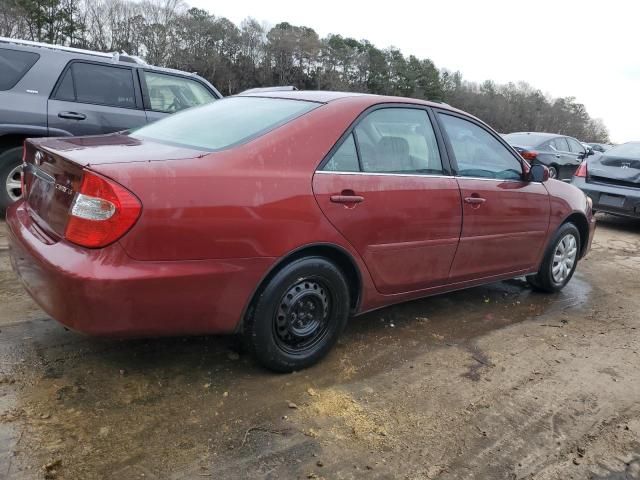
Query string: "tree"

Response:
xmin=0 ymin=0 xmax=609 ymax=141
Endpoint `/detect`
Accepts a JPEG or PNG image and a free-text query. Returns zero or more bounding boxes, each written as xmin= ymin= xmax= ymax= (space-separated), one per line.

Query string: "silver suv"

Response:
xmin=0 ymin=38 xmax=222 ymax=211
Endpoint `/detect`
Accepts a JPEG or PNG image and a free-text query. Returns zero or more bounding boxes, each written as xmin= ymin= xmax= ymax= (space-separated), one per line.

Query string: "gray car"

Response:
xmin=571 ymin=142 xmax=640 ymax=218
xmin=0 ymin=38 xmax=222 ymax=211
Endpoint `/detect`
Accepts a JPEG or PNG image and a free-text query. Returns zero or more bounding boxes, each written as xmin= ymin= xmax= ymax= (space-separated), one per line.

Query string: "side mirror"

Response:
xmin=586 ymin=149 xmax=595 ymax=157
xmin=528 ymin=164 xmax=549 ymax=182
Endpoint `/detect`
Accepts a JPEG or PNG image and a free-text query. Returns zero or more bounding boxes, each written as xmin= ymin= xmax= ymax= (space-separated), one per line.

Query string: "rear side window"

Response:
xmin=323 ymin=133 xmax=360 ymax=172
xmin=550 ymin=137 xmax=569 ymax=152
xmin=0 ymin=48 xmax=40 ymax=90
xmin=53 ymin=62 xmax=136 ymax=108
xmin=143 ymin=71 xmax=215 ymax=113
xmin=355 ymin=108 xmax=443 ymax=174
xmin=130 ymin=97 xmax=318 ymax=150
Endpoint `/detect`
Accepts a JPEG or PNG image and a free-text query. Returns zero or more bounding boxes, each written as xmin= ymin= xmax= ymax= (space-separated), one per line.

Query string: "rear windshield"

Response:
xmin=0 ymin=48 xmax=40 ymax=90
xmin=502 ymin=133 xmax=548 ymax=148
xmin=605 ymin=142 xmax=640 ymax=159
xmin=130 ymin=96 xmax=318 ymax=150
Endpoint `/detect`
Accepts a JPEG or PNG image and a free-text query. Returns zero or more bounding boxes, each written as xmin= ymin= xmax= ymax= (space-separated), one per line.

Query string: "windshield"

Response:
xmin=131 ymin=96 xmax=319 ymax=150
xmin=603 ymin=142 xmax=640 ymax=159
xmin=502 ymin=133 xmax=548 ymax=147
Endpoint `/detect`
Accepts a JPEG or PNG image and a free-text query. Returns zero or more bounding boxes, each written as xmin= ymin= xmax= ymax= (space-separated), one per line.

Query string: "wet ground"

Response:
xmin=0 ymin=214 xmax=639 ymax=479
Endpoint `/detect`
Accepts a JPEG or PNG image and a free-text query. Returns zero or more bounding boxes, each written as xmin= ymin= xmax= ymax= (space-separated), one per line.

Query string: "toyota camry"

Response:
xmin=7 ymin=91 xmax=596 ymax=371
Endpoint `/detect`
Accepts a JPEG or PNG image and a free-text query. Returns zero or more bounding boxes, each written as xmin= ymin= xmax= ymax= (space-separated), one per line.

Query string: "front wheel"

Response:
xmin=527 ymin=223 xmax=581 ymax=293
xmin=244 ymin=257 xmax=350 ymax=372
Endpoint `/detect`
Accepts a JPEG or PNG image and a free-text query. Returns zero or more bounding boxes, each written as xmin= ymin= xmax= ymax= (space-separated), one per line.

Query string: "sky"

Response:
xmin=189 ymin=0 xmax=638 ymax=142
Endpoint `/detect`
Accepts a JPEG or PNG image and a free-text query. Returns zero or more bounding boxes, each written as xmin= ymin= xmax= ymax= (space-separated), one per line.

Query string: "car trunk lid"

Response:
xmin=22 ymin=135 xmax=206 ymax=239
xmin=588 ymin=155 xmax=640 ymax=188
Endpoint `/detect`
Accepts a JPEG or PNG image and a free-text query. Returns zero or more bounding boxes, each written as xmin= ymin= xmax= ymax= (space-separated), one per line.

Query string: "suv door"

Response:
xmin=436 ymin=112 xmax=550 ymax=281
xmin=48 ymin=61 xmax=146 ymax=136
xmin=313 ymin=106 xmax=462 ymax=294
xmin=139 ymin=70 xmax=217 ymax=124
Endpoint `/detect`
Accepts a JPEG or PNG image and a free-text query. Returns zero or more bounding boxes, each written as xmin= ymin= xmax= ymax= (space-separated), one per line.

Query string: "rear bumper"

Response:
xmin=572 ymin=177 xmax=640 ymax=218
xmin=6 ymin=202 xmax=274 ymax=337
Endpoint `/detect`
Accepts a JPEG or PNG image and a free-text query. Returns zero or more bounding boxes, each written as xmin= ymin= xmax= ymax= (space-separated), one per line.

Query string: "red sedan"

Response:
xmin=7 ymin=91 xmax=596 ymax=371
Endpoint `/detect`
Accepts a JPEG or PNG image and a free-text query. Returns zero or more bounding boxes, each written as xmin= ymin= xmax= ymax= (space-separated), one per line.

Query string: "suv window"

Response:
xmin=54 ymin=62 xmax=136 ymax=108
xmin=439 ymin=113 xmax=522 ymax=180
xmin=354 ymin=108 xmax=443 ymax=174
xmin=550 ymin=137 xmax=569 ymax=152
xmin=566 ymin=137 xmax=585 ymax=154
xmin=323 ymin=133 xmax=359 ymax=172
xmin=0 ymin=48 xmax=40 ymax=91
xmin=130 ymin=97 xmax=317 ymax=151
xmin=143 ymin=71 xmax=215 ymax=113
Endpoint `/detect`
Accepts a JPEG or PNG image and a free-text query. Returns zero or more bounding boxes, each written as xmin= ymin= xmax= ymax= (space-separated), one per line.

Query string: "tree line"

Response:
xmin=0 ymin=0 xmax=609 ymax=142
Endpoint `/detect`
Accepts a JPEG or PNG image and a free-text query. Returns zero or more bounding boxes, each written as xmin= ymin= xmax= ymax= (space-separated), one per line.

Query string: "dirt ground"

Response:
xmin=0 ymin=214 xmax=638 ymax=480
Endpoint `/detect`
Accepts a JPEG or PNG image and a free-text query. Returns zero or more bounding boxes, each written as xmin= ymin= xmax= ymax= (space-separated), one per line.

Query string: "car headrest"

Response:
xmin=378 ymin=136 xmax=410 ymax=158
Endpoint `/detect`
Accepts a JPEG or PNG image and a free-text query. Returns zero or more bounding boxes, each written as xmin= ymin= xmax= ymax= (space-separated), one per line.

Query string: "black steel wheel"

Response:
xmin=244 ymin=257 xmax=350 ymax=372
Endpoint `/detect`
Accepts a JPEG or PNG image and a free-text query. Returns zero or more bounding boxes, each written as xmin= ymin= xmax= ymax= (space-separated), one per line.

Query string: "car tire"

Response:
xmin=244 ymin=256 xmax=350 ymax=372
xmin=0 ymin=147 xmax=23 ymax=214
xmin=548 ymin=165 xmax=559 ymax=179
xmin=527 ymin=223 xmax=581 ymax=293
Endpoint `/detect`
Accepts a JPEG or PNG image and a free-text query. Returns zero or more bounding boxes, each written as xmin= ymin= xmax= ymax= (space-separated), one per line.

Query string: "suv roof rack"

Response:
xmin=0 ymin=37 xmax=147 ymax=65
xmin=240 ymin=86 xmax=298 ymax=94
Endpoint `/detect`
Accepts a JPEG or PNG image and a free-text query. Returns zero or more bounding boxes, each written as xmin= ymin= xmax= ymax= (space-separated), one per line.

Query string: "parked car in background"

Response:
xmin=503 ymin=132 xmax=591 ymax=180
xmin=572 ymin=141 xmax=640 ymax=218
xmin=0 ymin=37 xmax=222 ymax=212
xmin=587 ymin=142 xmax=614 ymax=153
xmin=7 ymin=91 xmax=595 ymax=371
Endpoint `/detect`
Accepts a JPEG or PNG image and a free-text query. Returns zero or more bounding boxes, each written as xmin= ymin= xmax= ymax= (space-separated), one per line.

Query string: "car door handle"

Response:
xmin=330 ymin=194 xmax=364 ymax=204
xmin=554 ymin=154 xmax=561 ymax=159
xmin=58 ymin=111 xmax=86 ymax=120
xmin=464 ymin=196 xmax=486 ymax=205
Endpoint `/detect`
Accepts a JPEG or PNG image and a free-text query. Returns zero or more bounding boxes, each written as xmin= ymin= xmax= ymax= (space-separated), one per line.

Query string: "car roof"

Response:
xmin=506 ymin=132 xmax=565 ymax=139
xmin=0 ymin=37 xmax=208 ymax=79
xmin=237 ymin=89 xmax=459 ymax=111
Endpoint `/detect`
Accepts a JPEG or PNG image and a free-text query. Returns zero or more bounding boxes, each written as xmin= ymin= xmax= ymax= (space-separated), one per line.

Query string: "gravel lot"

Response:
xmin=0 ymin=215 xmax=639 ymax=479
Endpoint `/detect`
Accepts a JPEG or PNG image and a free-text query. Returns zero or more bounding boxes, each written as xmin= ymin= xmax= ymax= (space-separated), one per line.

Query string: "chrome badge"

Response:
xmin=55 ymin=183 xmax=74 ymax=195
xmin=34 ymin=150 xmax=44 ymax=166
xmin=621 ymin=162 xmax=630 ymax=169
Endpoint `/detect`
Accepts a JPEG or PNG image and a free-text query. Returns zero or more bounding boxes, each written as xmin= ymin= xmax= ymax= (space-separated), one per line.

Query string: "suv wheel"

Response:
xmin=0 ymin=147 xmax=23 ymax=212
xmin=244 ymin=257 xmax=350 ymax=372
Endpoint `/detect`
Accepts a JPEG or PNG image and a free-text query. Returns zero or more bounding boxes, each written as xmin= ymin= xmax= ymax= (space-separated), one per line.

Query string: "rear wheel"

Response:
xmin=527 ymin=223 xmax=580 ymax=293
xmin=244 ymin=257 xmax=350 ymax=372
xmin=548 ymin=164 xmax=559 ymax=179
xmin=0 ymin=147 xmax=23 ymax=213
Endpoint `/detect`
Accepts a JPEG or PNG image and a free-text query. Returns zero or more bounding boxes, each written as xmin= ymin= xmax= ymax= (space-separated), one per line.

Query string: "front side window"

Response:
xmin=566 ymin=137 xmax=585 ymax=154
xmin=354 ymin=108 xmax=443 ymax=174
xmin=143 ymin=71 xmax=216 ymax=113
xmin=131 ymin=96 xmax=318 ymax=151
xmin=439 ymin=114 xmax=522 ymax=180
xmin=0 ymin=48 xmax=39 ymax=90
xmin=54 ymin=62 xmax=136 ymax=108
xmin=323 ymin=133 xmax=359 ymax=172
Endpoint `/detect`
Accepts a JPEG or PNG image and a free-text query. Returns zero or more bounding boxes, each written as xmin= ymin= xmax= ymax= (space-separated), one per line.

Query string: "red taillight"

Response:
xmin=520 ymin=150 xmax=538 ymax=161
xmin=64 ymin=171 xmax=141 ymax=248
xmin=574 ymin=161 xmax=588 ymax=178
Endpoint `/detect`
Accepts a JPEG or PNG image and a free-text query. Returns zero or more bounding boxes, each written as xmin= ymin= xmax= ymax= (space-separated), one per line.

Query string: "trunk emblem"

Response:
xmin=55 ymin=183 xmax=74 ymax=195
xmin=34 ymin=151 xmax=44 ymax=166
